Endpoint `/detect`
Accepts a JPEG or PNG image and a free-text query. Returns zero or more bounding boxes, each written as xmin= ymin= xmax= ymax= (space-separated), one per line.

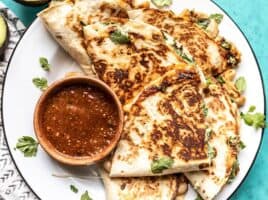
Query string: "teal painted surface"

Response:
xmin=214 ymin=1 xmax=268 ymax=200
xmin=1 ymin=0 xmax=268 ymax=199
xmin=1 ymin=0 xmax=46 ymax=26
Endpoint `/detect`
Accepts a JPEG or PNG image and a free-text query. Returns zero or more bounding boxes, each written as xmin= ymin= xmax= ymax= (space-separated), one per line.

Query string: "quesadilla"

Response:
xmin=38 ymin=1 xmax=94 ymax=75
xmin=38 ymin=0 xmax=131 ymax=76
xmin=82 ymin=17 xmax=183 ymax=107
xmin=100 ymin=165 xmax=187 ymax=200
xmin=127 ymin=8 xmax=240 ymax=76
xmin=110 ymin=65 xmax=210 ymax=177
xmin=127 ymin=8 xmax=244 ymax=106
xmin=39 ymin=1 xmax=244 ymax=199
xmin=185 ymin=78 xmax=240 ymax=200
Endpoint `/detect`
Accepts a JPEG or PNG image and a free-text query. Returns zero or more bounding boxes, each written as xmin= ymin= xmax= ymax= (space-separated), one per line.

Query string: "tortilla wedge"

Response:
xmin=110 ymin=65 xmax=210 ymax=177
xmin=185 ymin=78 xmax=240 ymax=200
xmin=100 ymin=167 xmax=187 ymax=200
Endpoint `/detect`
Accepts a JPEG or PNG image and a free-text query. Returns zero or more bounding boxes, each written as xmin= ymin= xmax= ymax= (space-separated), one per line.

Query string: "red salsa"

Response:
xmin=41 ymin=84 xmax=119 ymax=157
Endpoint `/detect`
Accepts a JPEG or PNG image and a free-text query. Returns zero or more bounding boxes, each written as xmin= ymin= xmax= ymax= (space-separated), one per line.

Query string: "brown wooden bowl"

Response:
xmin=33 ymin=76 xmax=124 ymax=165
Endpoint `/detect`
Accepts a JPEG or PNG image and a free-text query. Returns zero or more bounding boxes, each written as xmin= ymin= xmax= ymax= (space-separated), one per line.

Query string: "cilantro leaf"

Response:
xmin=227 ymin=136 xmax=246 ymax=151
xmin=81 ymin=191 xmax=92 ymax=200
xmin=227 ymin=160 xmax=239 ymax=183
xmin=70 ymin=185 xmax=78 ymax=193
xmin=205 ymin=129 xmax=212 ymax=142
xmin=32 ymin=77 xmax=48 ymax=91
xmin=15 ymin=136 xmax=39 ymax=157
xmin=172 ymin=42 xmax=194 ymax=63
xmin=241 ymin=106 xmax=266 ymax=129
xmin=39 ymin=57 xmax=50 ymax=71
xmin=217 ymin=76 xmax=225 ymax=84
xmin=195 ymin=195 xmax=203 ymax=200
xmin=239 ymin=140 xmax=246 ymax=150
xmin=248 ymin=105 xmax=256 ymax=112
xmin=196 ymin=18 xmax=210 ymax=29
xmin=151 ymin=157 xmax=174 ymax=173
xmin=227 ymin=55 xmax=237 ymax=66
xmin=221 ymin=40 xmax=231 ymax=50
xmin=202 ymin=104 xmax=208 ymax=117
xmin=151 ymin=0 xmax=172 ymax=8
xmin=110 ymin=30 xmax=130 ymax=44
xmin=209 ymin=13 xmax=224 ymax=24
xmin=207 ymin=144 xmax=216 ymax=159
xmin=235 ymin=77 xmax=246 ymax=93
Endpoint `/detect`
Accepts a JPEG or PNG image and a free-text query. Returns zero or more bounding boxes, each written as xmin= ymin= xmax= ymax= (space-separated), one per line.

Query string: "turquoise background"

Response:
xmin=1 ymin=0 xmax=267 ymax=199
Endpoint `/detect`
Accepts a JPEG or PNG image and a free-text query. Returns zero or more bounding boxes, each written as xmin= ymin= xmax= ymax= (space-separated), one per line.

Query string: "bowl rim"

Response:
xmin=33 ymin=76 xmax=124 ymax=165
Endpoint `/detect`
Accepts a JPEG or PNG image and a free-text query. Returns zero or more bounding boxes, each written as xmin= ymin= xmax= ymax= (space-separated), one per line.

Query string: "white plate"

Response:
xmin=2 ymin=0 xmax=265 ymax=199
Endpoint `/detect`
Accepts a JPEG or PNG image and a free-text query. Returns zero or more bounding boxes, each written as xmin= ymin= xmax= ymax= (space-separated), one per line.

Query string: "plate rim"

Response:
xmin=1 ymin=1 xmax=266 ymax=199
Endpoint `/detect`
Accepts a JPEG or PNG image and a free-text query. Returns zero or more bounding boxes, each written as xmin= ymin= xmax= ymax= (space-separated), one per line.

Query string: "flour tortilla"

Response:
xmin=38 ymin=1 xmax=94 ymax=75
xmin=128 ymin=8 xmax=241 ymax=76
xmin=82 ymin=17 xmax=183 ymax=109
xmin=100 ymin=168 xmax=186 ymax=200
xmin=110 ymin=66 xmax=210 ymax=177
xmin=185 ymin=79 xmax=240 ymax=200
xmin=38 ymin=0 xmax=131 ymax=76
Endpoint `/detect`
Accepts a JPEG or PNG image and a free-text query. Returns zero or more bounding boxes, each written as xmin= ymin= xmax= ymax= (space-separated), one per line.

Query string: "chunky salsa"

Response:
xmin=41 ymin=84 xmax=119 ymax=157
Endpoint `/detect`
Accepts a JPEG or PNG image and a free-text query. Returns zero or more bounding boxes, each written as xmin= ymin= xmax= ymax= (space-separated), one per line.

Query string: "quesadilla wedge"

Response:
xmin=185 ymin=78 xmax=240 ymax=200
xmin=82 ymin=17 xmax=183 ymax=108
xmin=38 ymin=1 xmax=94 ymax=75
xmin=100 ymin=166 xmax=187 ymax=200
xmin=38 ymin=0 xmax=132 ymax=76
xmin=127 ymin=8 xmax=241 ymax=76
xmin=127 ymin=8 xmax=244 ymax=107
xmin=110 ymin=65 xmax=210 ymax=177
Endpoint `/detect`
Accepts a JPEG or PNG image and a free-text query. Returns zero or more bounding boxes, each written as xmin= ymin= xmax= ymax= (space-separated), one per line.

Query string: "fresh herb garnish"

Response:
xmin=227 ymin=160 xmax=239 ymax=183
xmin=81 ymin=191 xmax=92 ymax=200
xmin=15 ymin=136 xmax=39 ymax=157
xmin=172 ymin=42 xmax=194 ymax=63
xmin=196 ymin=13 xmax=223 ymax=30
xmin=151 ymin=0 xmax=172 ymax=8
xmin=209 ymin=13 xmax=224 ymax=24
xmin=227 ymin=136 xmax=246 ymax=151
xmin=32 ymin=77 xmax=48 ymax=91
xmin=110 ymin=30 xmax=130 ymax=44
xmin=248 ymin=105 xmax=256 ymax=112
xmin=238 ymin=140 xmax=246 ymax=150
xmin=102 ymin=22 xmax=116 ymax=26
xmin=195 ymin=194 xmax=203 ymax=200
xmin=196 ymin=18 xmax=210 ymax=29
xmin=227 ymin=55 xmax=237 ymax=66
xmin=235 ymin=77 xmax=246 ymax=93
xmin=221 ymin=40 xmax=231 ymax=50
xmin=151 ymin=157 xmax=174 ymax=173
xmin=206 ymin=77 xmax=212 ymax=86
xmin=216 ymin=76 xmax=225 ymax=84
xmin=202 ymin=104 xmax=208 ymax=116
xmin=207 ymin=144 xmax=216 ymax=159
xmin=39 ymin=57 xmax=50 ymax=71
xmin=161 ymin=30 xmax=168 ymax=40
xmin=205 ymin=129 xmax=212 ymax=142
xmin=240 ymin=106 xmax=266 ymax=129
xmin=70 ymin=185 xmax=78 ymax=193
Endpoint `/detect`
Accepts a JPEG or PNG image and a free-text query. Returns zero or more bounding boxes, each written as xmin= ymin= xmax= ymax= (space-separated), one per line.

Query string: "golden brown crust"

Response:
xmin=128 ymin=8 xmax=241 ymax=76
